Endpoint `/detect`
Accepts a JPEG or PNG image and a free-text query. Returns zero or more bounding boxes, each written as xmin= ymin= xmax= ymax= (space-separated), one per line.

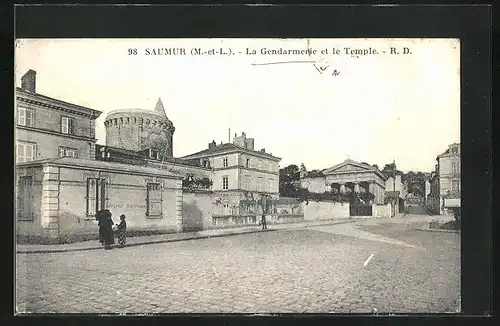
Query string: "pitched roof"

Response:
xmin=323 ymin=159 xmax=387 ymax=180
xmin=181 ymin=143 xmax=281 ymax=161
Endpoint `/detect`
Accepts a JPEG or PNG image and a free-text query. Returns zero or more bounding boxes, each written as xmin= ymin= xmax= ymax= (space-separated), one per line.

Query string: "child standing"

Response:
xmin=116 ymin=214 xmax=127 ymax=247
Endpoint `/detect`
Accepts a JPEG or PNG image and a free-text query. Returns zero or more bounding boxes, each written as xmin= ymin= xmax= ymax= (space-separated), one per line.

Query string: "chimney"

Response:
xmin=246 ymin=138 xmax=254 ymax=150
xmin=208 ymin=140 xmax=216 ymax=149
xmin=260 ymin=148 xmax=266 ymax=153
xmin=21 ymin=69 xmax=36 ymax=93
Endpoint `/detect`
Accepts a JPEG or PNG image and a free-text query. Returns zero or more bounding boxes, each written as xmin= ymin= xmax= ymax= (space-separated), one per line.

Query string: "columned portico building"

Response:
xmin=300 ymin=159 xmax=387 ymax=205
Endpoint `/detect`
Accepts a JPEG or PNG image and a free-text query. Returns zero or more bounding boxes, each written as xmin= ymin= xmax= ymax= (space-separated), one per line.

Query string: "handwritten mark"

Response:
xmin=364 ymin=253 xmax=375 ymax=267
xmin=314 ymin=58 xmax=341 ymax=77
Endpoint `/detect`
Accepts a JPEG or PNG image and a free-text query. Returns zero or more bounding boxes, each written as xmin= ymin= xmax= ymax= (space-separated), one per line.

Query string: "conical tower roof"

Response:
xmin=154 ymin=97 xmax=166 ymax=115
xmin=153 ymin=97 xmax=173 ymax=125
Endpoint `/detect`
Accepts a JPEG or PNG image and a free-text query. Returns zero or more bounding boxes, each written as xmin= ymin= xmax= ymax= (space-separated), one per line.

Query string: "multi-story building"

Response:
xmin=15 ymin=70 xmax=102 ymax=163
xmin=180 ymin=132 xmax=281 ymax=220
xmin=437 ymin=142 xmax=461 ymax=214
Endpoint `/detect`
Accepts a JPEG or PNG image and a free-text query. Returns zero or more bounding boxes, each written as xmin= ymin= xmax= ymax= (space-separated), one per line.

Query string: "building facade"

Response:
xmin=299 ymin=159 xmax=387 ymax=205
xmin=180 ymin=132 xmax=281 ymax=223
xmin=437 ymin=143 xmax=461 ymax=214
xmin=15 ymin=69 xmax=282 ymax=242
xmin=15 ymin=70 xmax=186 ymax=242
xmin=15 ymin=70 xmax=102 ymax=163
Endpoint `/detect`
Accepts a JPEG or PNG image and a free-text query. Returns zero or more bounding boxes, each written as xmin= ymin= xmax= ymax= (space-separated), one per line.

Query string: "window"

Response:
xmin=452 ymin=162 xmax=460 ymax=174
xmin=18 ymin=107 xmax=34 ymax=127
xmin=245 ymin=176 xmax=251 ymax=190
xmin=246 ymin=158 xmax=250 ymax=168
xmin=17 ymin=176 xmax=33 ymax=221
xmin=59 ymin=147 xmax=78 ymax=158
xmin=451 ymin=180 xmax=459 ymax=192
xmin=16 ymin=141 xmax=36 ymax=163
xmin=61 ymin=116 xmax=74 ymax=134
xmin=223 ymin=158 xmax=228 ymax=168
xmin=222 ymin=176 xmax=229 ymax=190
xmin=86 ymin=178 xmax=106 ymax=217
xmin=223 ymin=202 xmax=229 ymax=215
xmin=268 ymin=179 xmax=274 ymax=193
xmin=146 ymin=183 xmax=162 ymax=217
xmin=258 ymin=160 xmax=263 ymax=170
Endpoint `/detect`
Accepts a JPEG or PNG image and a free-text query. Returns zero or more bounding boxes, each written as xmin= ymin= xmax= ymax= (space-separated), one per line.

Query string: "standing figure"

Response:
xmin=102 ymin=210 xmax=115 ymax=250
xmin=95 ymin=209 xmax=106 ymax=245
xmin=116 ymin=214 xmax=127 ymax=247
xmin=261 ymin=214 xmax=267 ymax=230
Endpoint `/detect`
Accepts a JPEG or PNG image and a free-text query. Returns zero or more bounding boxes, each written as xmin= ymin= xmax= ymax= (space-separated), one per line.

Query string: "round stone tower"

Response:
xmin=104 ymin=98 xmax=175 ymax=157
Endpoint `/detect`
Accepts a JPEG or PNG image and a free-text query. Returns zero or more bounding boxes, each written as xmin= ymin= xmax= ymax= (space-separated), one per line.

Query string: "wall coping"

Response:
xmin=16 ymin=157 xmax=184 ymax=180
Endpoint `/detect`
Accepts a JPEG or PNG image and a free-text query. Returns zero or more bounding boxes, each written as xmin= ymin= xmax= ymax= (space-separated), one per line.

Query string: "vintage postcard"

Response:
xmin=15 ymin=38 xmax=460 ymax=314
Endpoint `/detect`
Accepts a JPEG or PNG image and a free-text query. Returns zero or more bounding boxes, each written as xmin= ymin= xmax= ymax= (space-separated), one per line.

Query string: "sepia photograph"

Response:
xmin=15 ymin=38 xmax=461 ymax=314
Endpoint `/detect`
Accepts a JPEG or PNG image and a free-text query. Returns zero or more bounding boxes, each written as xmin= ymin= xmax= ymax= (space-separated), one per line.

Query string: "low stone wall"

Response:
xmin=269 ymin=214 xmax=304 ymax=224
xmin=211 ymin=213 xmax=305 ymax=228
xmin=372 ymin=203 xmax=392 ymax=218
xmin=302 ymin=201 xmax=350 ymax=220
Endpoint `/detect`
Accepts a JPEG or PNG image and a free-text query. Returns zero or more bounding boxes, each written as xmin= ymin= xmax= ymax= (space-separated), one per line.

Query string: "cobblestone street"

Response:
xmin=16 ymin=219 xmax=460 ymax=314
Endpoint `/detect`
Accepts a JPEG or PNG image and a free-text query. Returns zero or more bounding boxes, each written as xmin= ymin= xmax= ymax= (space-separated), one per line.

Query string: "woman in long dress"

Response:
xmin=102 ymin=210 xmax=115 ymax=249
xmin=95 ymin=210 xmax=105 ymax=245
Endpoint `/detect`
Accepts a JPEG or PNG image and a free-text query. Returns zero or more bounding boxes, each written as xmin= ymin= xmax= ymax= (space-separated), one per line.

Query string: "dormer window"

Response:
xmin=149 ymin=149 xmax=159 ymax=159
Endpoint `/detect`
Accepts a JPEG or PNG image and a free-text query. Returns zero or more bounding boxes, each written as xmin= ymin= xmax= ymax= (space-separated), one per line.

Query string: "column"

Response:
xmin=175 ymin=179 xmax=184 ymax=232
xmin=369 ymin=182 xmax=375 ymax=194
xmin=340 ymin=183 xmax=346 ymax=194
xmin=354 ymin=182 xmax=360 ymax=193
xmin=41 ymin=165 xmax=60 ymax=239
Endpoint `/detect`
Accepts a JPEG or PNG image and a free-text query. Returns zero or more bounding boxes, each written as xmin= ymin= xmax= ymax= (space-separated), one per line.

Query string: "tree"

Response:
xmin=381 ymin=162 xmax=403 ymax=178
xmin=279 ymin=164 xmax=300 ymax=183
xmin=279 ymin=164 xmax=301 ymax=197
xmin=299 ymin=163 xmax=307 ymax=172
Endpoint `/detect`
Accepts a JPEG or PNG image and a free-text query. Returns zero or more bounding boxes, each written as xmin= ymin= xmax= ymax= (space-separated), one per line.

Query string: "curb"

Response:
xmin=16 ymin=229 xmax=277 ymax=254
xmin=280 ymin=219 xmax=356 ymax=230
xmin=16 ymin=219 xmax=355 ymax=254
xmin=416 ymin=228 xmax=460 ymax=234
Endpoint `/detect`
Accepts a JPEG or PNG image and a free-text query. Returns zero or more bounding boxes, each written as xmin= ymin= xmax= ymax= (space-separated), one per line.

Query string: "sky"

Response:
xmin=15 ymin=38 xmax=460 ymax=173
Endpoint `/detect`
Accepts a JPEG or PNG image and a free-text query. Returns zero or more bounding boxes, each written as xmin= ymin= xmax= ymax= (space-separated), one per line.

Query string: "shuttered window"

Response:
xmin=61 ymin=116 xmax=74 ymax=135
xmin=146 ymin=183 xmax=162 ymax=217
xmin=86 ymin=178 xmax=106 ymax=217
xmin=17 ymin=176 xmax=34 ymax=221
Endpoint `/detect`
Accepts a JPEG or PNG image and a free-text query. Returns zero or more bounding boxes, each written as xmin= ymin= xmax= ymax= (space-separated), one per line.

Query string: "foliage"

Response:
xmin=279 ymin=164 xmax=301 ymax=197
xmin=299 ymin=163 xmax=307 ymax=172
xmin=358 ymin=191 xmax=375 ymax=203
xmin=182 ymin=174 xmax=213 ymax=190
xmin=306 ymin=169 xmax=324 ymax=178
xmin=296 ymin=188 xmax=353 ymax=204
xmin=381 ymin=162 xmax=404 ymax=178
xmin=279 ymin=164 xmax=301 ymax=182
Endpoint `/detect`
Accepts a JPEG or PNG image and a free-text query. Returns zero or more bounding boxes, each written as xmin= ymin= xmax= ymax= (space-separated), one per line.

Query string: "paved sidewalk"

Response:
xmin=16 ymin=218 xmax=355 ymax=254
